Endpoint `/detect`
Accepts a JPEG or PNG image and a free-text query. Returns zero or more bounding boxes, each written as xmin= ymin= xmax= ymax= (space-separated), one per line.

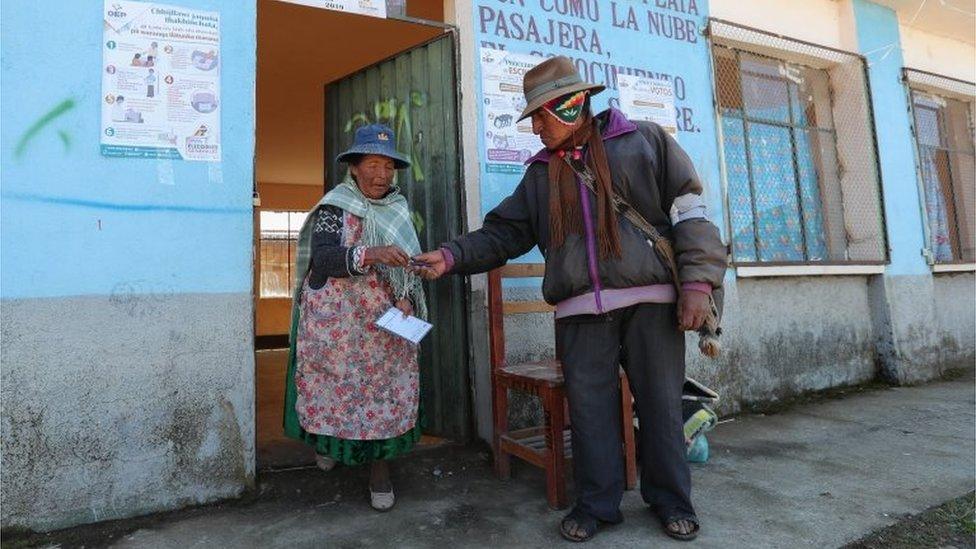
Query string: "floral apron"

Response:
xmin=294 ymin=213 xmax=419 ymax=440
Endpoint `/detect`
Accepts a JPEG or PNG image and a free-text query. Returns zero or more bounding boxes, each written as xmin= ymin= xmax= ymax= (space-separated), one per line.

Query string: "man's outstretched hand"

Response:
xmin=410 ymin=250 xmax=448 ymax=280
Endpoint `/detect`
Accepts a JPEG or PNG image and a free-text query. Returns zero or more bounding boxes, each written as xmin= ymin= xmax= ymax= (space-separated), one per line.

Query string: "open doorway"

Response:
xmin=254 ymin=0 xmax=469 ymax=469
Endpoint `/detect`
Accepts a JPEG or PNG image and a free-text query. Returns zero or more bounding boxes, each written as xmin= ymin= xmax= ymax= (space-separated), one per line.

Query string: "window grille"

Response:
xmin=259 ymin=210 xmax=307 ymax=298
xmin=904 ymin=71 xmax=976 ymax=264
xmin=707 ymin=19 xmax=888 ymax=265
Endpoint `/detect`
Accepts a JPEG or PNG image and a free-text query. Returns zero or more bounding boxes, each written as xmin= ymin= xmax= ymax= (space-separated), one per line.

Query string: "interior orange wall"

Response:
xmin=258 ymin=182 xmax=322 ymax=211
xmin=256 ymin=0 xmax=444 ymax=188
xmin=257 ymin=298 xmax=293 ymax=336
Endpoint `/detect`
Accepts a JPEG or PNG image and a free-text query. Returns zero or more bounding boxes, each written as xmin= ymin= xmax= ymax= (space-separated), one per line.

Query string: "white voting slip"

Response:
xmin=375 ymin=307 xmax=433 ymax=345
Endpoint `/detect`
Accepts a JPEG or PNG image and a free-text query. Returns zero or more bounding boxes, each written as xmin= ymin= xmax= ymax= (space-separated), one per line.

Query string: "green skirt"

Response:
xmin=292 ymin=419 xmax=422 ymax=466
xmin=283 ymin=316 xmax=422 ymax=466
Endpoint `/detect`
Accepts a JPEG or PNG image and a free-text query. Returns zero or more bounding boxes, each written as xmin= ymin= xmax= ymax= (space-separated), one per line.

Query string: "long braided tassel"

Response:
xmin=698 ymin=296 xmax=722 ymax=358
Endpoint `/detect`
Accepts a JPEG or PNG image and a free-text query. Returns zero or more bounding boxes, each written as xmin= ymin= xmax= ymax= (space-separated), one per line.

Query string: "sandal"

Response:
xmin=560 ymin=508 xmax=597 ymax=542
xmin=369 ymin=486 xmax=395 ymax=512
xmin=315 ymin=454 xmax=337 ymax=472
xmin=559 ymin=508 xmax=623 ymax=542
xmin=662 ymin=516 xmax=700 ymax=541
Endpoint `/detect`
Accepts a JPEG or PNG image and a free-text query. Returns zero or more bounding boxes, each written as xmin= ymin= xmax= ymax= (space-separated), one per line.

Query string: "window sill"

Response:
xmin=932 ymin=263 xmax=976 ymax=273
xmin=735 ymin=264 xmax=886 ymax=278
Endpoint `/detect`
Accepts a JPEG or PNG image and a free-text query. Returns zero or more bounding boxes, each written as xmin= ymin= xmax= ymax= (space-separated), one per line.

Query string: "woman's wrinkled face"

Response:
xmin=350 ymin=154 xmax=395 ymax=199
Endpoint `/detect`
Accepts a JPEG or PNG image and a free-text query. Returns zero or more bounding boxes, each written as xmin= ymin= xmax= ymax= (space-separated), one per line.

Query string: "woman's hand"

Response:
xmin=364 ymin=245 xmax=410 ymax=267
xmin=395 ymin=298 xmax=413 ymax=317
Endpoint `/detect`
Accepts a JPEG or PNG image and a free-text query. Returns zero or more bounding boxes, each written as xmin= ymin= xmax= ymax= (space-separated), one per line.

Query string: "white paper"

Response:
xmin=376 ymin=307 xmax=433 ymax=345
xmin=276 ymin=0 xmax=387 ymax=19
xmin=479 ymin=48 xmax=544 ymax=174
xmin=101 ymin=1 xmax=221 ymax=161
xmin=617 ymin=75 xmax=678 ymax=139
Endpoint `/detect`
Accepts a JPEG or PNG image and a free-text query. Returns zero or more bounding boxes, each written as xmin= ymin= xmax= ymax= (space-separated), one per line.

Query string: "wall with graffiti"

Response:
xmin=0 ymin=0 xmax=257 ymax=532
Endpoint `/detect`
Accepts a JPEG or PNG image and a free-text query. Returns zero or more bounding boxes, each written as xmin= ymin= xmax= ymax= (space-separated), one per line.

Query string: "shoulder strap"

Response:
xmin=564 ymin=155 xmax=665 ymax=243
xmin=563 ymin=156 xmax=682 ymax=290
xmin=562 ymin=149 xmax=723 ymax=359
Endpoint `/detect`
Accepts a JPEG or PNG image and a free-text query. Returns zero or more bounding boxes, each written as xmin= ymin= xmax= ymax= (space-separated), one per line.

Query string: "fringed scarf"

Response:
xmin=546 ymin=112 xmax=622 ymax=260
xmin=309 ymin=173 xmax=427 ymax=319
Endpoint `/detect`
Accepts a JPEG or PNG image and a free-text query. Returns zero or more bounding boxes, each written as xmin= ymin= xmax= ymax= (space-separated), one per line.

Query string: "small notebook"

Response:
xmin=375 ymin=307 xmax=433 ymax=345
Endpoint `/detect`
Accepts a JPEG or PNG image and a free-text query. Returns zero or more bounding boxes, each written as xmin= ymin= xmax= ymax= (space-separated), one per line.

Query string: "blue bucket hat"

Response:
xmin=336 ymin=124 xmax=411 ymax=169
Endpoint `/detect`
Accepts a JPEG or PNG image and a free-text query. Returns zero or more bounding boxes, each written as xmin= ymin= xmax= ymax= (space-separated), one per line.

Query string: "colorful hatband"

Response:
xmin=542 ymin=90 xmax=588 ymax=125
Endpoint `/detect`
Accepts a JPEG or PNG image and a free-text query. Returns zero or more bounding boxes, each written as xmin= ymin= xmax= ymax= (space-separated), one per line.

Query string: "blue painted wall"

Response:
xmin=853 ymin=0 xmax=928 ymax=275
xmin=1 ymin=0 xmax=256 ymax=299
xmin=470 ymin=0 xmax=725 ymax=258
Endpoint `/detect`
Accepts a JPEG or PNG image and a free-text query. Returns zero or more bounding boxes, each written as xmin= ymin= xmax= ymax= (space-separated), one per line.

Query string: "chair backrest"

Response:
xmin=487 ymin=263 xmax=553 ymax=374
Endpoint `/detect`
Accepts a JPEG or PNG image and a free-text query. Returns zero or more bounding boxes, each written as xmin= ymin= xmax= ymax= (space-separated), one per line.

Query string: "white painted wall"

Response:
xmin=710 ymin=0 xmax=847 ymax=50
xmin=900 ymin=24 xmax=976 ymax=82
xmin=711 ymin=0 xmax=976 ymax=83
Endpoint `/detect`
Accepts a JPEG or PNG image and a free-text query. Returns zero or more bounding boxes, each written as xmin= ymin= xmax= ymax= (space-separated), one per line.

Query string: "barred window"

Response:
xmin=708 ymin=19 xmax=887 ymax=265
xmin=259 ymin=210 xmax=307 ymax=298
xmin=904 ymin=70 xmax=976 ymax=264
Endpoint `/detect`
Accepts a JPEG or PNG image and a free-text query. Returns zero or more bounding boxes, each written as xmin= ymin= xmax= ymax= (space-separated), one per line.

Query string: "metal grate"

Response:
xmin=259 ymin=210 xmax=306 ymax=298
xmin=908 ymin=88 xmax=976 ymax=263
xmin=708 ymin=19 xmax=888 ymax=265
xmin=904 ymin=68 xmax=976 ymax=98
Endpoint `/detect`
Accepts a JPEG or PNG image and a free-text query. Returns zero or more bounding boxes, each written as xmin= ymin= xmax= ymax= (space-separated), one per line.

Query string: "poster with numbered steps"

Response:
xmin=101 ymin=0 xmax=221 ymax=161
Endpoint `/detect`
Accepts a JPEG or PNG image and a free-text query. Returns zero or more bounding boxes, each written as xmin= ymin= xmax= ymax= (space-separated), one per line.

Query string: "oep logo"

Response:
xmin=107 ymin=3 xmax=127 ymax=18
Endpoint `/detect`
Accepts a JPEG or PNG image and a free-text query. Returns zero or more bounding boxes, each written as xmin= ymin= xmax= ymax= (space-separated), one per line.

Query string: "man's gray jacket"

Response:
xmin=443 ymin=108 xmax=727 ymax=306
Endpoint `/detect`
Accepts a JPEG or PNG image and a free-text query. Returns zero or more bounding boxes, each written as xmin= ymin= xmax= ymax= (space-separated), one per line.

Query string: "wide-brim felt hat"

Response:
xmin=518 ymin=56 xmax=605 ymax=122
xmin=336 ymin=123 xmax=411 ymax=169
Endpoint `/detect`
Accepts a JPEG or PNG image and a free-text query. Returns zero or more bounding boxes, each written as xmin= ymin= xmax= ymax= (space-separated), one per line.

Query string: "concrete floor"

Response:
xmin=20 ymin=377 xmax=975 ymax=548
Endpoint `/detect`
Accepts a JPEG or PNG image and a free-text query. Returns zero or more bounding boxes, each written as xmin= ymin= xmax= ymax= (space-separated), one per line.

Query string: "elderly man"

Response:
xmin=413 ymin=56 xmax=726 ymax=542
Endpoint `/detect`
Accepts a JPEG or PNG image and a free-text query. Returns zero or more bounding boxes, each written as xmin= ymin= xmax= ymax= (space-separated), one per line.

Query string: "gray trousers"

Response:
xmin=555 ymin=303 xmax=694 ymax=522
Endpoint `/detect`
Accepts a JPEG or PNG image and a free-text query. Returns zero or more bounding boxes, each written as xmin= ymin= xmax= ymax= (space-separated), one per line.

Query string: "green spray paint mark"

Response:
xmin=343 ymin=93 xmax=428 ymax=182
xmin=15 ymin=98 xmax=76 ymax=158
xmin=410 ymin=211 xmax=425 ymax=235
xmin=58 ymin=130 xmax=72 ymax=151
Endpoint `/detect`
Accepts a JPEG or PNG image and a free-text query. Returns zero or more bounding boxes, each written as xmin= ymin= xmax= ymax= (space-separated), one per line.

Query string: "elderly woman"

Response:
xmin=283 ymin=124 xmax=426 ymax=511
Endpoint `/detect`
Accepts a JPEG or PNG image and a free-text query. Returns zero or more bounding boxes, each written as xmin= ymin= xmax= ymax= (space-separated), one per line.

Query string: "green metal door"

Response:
xmin=324 ymin=33 xmax=470 ymax=440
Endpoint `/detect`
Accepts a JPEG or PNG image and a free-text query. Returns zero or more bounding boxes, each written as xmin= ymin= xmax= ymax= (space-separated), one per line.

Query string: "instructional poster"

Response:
xmin=479 ymin=48 xmax=543 ymax=175
xmin=617 ymin=75 xmax=678 ymax=139
xmin=101 ymin=1 xmax=221 ymax=161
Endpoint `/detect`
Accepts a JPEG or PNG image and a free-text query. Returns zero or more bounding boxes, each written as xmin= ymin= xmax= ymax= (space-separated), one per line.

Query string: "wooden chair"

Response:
xmin=487 ymin=263 xmax=637 ymax=510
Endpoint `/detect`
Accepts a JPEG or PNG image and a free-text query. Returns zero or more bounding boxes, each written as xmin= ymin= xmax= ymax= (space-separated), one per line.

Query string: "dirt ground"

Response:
xmin=844 ymin=492 xmax=975 ymax=549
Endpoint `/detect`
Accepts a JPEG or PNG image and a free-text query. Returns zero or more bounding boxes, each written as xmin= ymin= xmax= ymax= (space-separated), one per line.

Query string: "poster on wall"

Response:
xmin=617 ymin=75 xmax=679 ymax=139
xmin=275 ymin=0 xmax=387 ymax=19
xmin=101 ymin=1 xmax=221 ymax=161
xmin=479 ymin=47 xmax=544 ymax=175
